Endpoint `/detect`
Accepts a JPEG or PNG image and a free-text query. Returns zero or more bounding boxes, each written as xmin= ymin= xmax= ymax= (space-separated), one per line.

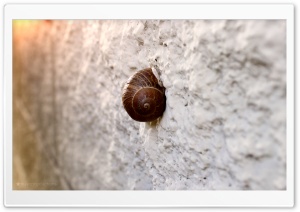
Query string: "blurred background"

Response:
xmin=13 ymin=20 xmax=62 ymax=189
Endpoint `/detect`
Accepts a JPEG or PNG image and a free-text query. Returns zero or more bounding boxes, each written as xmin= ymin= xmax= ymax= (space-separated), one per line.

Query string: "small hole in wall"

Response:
xmin=130 ymin=67 xmax=137 ymax=70
xmin=203 ymin=177 xmax=206 ymax=180
xmin=110 ymin=66 xmax=114 ymax=70
xmin=244 ymin=183 xmax=250 ymax=189
xmin=137 ymin=38 xmax=144 ymax=46
xmin=246 ymin=154 xmax=255 ymax=159
xmin=183 ymin=43 xmax=186 ymax=47
xmin=185 ymin=103 xmax=188 ymax=106
xmin=215 ymin=68 xmax=221 ymax=74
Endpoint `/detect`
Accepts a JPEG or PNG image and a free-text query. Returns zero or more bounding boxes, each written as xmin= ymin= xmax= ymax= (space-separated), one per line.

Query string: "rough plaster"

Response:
xmin=14 ymin=20 xmax=286 ymax=190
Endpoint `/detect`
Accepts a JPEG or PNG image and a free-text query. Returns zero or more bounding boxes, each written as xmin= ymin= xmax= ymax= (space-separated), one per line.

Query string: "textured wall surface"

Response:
xmin=13 ymin=20 xmax=286 ymax=190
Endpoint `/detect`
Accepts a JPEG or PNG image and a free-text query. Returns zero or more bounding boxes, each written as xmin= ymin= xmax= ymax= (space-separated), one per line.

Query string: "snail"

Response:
xmin=122 ymin=68 xmax=166 ymax=122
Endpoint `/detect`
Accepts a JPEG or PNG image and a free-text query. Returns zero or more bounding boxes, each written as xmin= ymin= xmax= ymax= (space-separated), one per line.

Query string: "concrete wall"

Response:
xmin=13 ymin=20 xmax=286 ymax=190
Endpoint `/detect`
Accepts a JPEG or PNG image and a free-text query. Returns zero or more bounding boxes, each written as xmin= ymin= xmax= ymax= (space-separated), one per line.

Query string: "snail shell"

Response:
xmin=122 ymin=68 xmax=166 ymax=122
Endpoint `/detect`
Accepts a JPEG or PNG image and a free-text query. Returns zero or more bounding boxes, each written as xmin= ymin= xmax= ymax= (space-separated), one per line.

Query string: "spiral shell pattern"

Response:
xmin=122 ymin=68 xmax=166 ymax=122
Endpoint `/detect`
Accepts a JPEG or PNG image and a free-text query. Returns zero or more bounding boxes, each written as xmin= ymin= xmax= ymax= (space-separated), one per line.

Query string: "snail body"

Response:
xmin=122 ymin=68 xmax=166 ymax=122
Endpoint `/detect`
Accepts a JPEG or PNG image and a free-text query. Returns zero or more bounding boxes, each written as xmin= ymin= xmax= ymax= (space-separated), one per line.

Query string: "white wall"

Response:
xmin=14 ymin=20 xmax=286 ymax=190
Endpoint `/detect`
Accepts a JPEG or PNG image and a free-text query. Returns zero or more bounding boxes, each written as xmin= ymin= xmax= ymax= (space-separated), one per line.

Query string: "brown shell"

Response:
xmin=122 ymin=68 xmax=166 ymax=122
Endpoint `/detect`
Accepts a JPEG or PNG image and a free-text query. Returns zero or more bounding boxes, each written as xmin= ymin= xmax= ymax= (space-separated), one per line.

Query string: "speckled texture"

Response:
xmin=14 ymin=20 xmax=286 ymax=190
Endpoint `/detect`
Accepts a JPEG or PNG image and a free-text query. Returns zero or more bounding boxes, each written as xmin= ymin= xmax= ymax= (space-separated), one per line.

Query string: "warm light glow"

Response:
xmin=13 ymin=20 xmax=52 ymax=40
xmin=13 ymin=20 xmax=40 ymax=26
